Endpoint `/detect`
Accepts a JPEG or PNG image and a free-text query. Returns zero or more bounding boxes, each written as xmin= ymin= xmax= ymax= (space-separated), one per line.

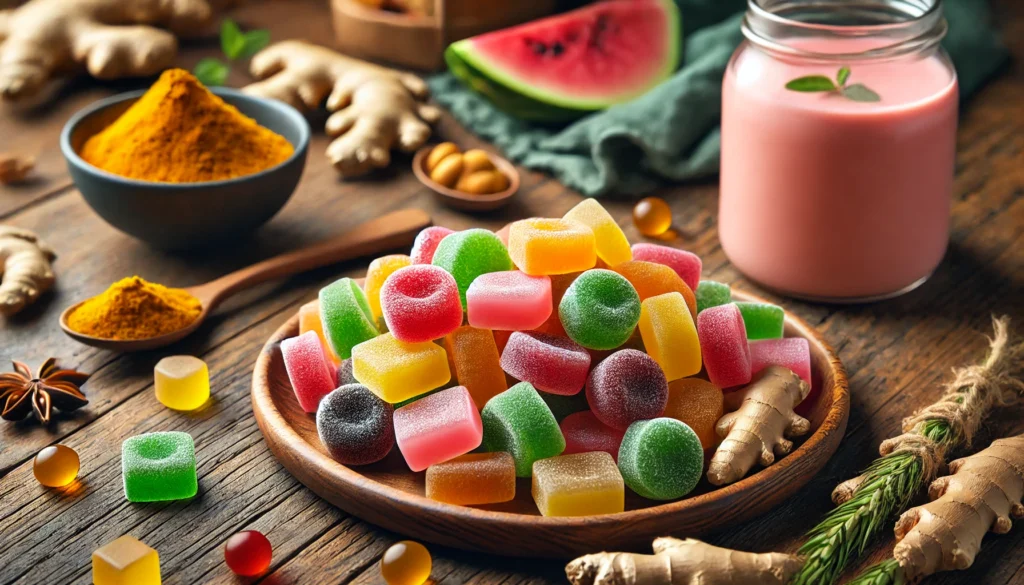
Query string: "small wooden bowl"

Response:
xmin=252 ymin=287 xmax=849 ymax=558
xmin=412 ymin=146 xmax=519 ymax=212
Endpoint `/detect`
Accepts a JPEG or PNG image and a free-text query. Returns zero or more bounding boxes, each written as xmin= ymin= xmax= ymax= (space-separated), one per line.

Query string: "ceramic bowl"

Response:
xmin=413 ymin=145 xmax=519 ymax=212
xmin=61 ymin=88 xmax=310 ymax=250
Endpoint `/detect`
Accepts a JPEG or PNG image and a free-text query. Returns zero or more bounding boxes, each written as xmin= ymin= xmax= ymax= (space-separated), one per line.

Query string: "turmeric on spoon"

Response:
xmin=67 ymin=276 xmax=201 ymax=340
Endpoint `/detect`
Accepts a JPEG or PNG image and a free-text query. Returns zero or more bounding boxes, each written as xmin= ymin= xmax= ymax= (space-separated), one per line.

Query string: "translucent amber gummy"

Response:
xmin=532 ymin=451 xmax=624 ymax=517
xmin=425 ymin=452 xmax=516 ymax=505
xmin=33 ymin=444 xmax=80 ymax=487
xmin=633 ymin=196 xmax=672 ymax=237
xmin=92 ymin=535 xmax=161 ymax=585
xmin=298 ymin=300 xmax=341 ymax=365
xmin=381 ymin=540 xmax=431 ymax=585
xmin=154 ymin=355 xmax=210 ymax=411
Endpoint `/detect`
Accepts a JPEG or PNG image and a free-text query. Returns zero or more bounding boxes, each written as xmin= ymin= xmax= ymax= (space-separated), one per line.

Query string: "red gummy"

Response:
xmin=561 ymin=411 xmax=626 ymax=461
xmin=631 ymin=243 xmax=703 ymax=291
xmin=224 ymin=530 xmax=272 ymax=576
xmin=697 ymin=304 xmax=752 ymax=388
xmin=381 ymin=265 xmax=463 ymax=342
xmin=586 ymin=349 xmax=668 ymax=430
xmin=410 ymin=226 xmax=455 ymax=264
xmin=750 ymin=337 xmax=811 ymax=385
xmin=500 ymin=331 xmax=591 ymax=395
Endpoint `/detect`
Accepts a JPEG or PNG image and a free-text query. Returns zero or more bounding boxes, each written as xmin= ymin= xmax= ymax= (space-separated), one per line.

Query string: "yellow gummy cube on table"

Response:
xmin=563 ymin=199 xmax=632 ymax=267
xmin=364 ymin=254 xmax=412 ymax=320
xmin=507 ymin=218 xmax=596 ymax=276
xmin=638 ymin=292 xmax=702 ymax=381
xmin=92 ymin=535 xmax=161 ymax=585
xmin=154 ymin=356 xmax=210 ymax=411
xmin=298 ymin=300 xmax=341 ymax=365
xmin=351 ymin=333 xmax=451 ymax=404
xmin=532 ymin=452 xmax=624 ymax=517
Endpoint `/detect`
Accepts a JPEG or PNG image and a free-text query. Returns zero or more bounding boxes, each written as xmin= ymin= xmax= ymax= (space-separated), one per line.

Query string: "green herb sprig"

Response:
xmin=193 ymin=19 xmax=271 ymax=86
xmin=786 ymin=67 xmax=881 ymax=102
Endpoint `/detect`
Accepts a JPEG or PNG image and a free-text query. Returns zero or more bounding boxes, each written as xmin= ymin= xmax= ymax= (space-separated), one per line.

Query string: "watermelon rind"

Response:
xmin=448 ymin=0 xmax=681 ymax=113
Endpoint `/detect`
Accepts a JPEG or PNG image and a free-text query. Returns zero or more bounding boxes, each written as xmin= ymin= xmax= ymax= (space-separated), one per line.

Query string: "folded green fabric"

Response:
xmin=428 ymin=0 xmax=1008 ymax=197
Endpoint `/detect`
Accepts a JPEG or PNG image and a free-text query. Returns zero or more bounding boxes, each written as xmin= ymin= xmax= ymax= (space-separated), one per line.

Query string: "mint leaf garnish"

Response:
xmin=785 ymin=76 xmax=837 ymax=92
xmin=785 ymin=67 xmax=880 ymax=102
xmin=193 ymin=58 xmax=230 ymax=86
xmin=240 ymin=29 xmax=271 ymax=59
xmin=841 ymin=83 xmax=881 ymax=102
xmin=836 ymin=67 xmax=851 ymax=87
xmin=220 ymin=19 xmax=246 ymax=60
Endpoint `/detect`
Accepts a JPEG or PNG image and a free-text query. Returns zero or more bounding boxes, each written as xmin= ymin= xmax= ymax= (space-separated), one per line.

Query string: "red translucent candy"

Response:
xmin=631 ymin=243 xmax=702 ymax=291
xmin=224 ymin=530 xmax=272 ymax=576
xmin=561 ymin=411 xmax=626 ymax=461
xmin=500 ymin=331 xmax=591 ymax=396
xmin=586 ymin=349 xmax=668 ymax=430
xmin=697 ymin=303 xmax=752 ymax=388
xmin=410 ymin=226 xmax=455 ymax=264
xmin=381 ymin=265 xmax=463 ymax=342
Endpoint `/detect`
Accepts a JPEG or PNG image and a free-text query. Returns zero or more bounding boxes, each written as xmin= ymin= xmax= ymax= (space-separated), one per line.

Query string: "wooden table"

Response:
xmin=1 ymin=1 xmax=1022 ymax=584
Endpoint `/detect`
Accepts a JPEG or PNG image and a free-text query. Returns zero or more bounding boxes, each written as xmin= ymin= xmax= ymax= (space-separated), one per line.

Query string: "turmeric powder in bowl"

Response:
xmin=67 ymin=277 xmax=201 ymax=340
xmin=80 ymin=69 xmax=294 ymax=183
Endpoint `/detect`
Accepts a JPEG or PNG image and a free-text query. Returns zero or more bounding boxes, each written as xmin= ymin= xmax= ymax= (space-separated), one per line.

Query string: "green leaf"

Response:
xmin=240 ymin=29 xmax=271 ymax=59
xmin=193 ymin=58 xmax=230 ymax=86
xmin=785 ymin=75 xmax=837 ymax=92
xmin=836 ymin=67 xmax=851 ymax=87
xmin=220 ymin=19 xmax=246 ymax=60
xmin=842 ymin=83 xmax=881 ymax=102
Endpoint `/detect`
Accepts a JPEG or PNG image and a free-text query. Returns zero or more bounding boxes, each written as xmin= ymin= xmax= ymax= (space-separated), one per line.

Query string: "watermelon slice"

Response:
xmin=446 ymin=0 xmax=680 ymax=120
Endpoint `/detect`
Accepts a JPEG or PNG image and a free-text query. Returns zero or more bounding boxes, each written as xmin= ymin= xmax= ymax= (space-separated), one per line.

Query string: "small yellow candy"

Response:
xmin=564 ymin=198 xmax=632 ymax=266
xmin=351 ymin=333 xmax=450 ymax=403
xmin=154 ymin=356 xmax=210 ymax=411
xmin=638 ymin=292 xmax=701 ymax=381
xmin=34 ymin=444 xmax=80 ymax=487
xmin=92 ymin=535 xmax=161 ymax=585
xmin=381 ymin=541 xmax=431 ymax=585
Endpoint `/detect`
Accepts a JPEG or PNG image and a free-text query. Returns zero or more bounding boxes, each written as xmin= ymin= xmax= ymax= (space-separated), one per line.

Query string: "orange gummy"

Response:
xmin=298 ymin=301 xmax=341 ymax=365
xmin=444 ymin=326 xmax=508 ymax=408
xmin=611 ymin=261 xmax=697 ymax=319
xmin=425 ymin=452 xmax=516 ymax=505
xmin=663 ymin=378 xmax=724 ymax=450
xmin=633 ymin=196 xmax=673 ymax=237
xmin=507 ymin=218 xmax=596 ymax=275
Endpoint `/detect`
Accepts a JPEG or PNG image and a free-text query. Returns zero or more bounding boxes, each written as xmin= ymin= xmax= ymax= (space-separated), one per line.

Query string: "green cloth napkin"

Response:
xmin=428 ymin=0 xmax=1008 ymax=197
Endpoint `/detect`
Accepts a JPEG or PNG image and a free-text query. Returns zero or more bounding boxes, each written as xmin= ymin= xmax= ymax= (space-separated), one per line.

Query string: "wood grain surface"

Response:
xmin=1 ymin=0 xmax=1022 ymax=583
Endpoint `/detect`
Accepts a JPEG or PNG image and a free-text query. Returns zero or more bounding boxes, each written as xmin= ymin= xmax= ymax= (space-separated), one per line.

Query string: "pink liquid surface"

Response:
xmin=720 ymin=39 xmax=958 ymax=300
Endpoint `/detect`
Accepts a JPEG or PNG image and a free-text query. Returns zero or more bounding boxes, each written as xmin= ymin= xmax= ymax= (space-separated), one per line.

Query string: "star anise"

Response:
xmin=0 ymin=358 xmax=89 ymax=424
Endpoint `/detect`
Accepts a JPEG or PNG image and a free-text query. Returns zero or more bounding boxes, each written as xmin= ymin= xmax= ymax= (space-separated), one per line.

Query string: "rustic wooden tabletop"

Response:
xmin=1 ymin=1 xmax=1022 ymax=584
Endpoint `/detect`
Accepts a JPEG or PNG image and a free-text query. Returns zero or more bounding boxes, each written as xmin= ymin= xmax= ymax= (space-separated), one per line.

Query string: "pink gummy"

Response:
xmin=561 ymin=411 xmax=626 ymax=461
xmin=282 ymin=331 xmax=338 ymax=413
xmin=586 ymin=349 xmax=668 ymax=430
xmin=500 ymin=331 xmax=591 ymax=396
xmin=495 ymin=223 xmax=512 ymax=247
xmin=410 ymin=226 xmax=455 ymax=264
xmin=631 ymin=243 xmax=702 ymax=291
xmin=750 ymin=338 xmax=812 ymax=385
xmin=393 ymin=386 xmax=482 ymax=471
xmin=697 ymin=304 xmax=752 ymax=388
xmin=381 ymin=265 xmax=463 ymax=342
xmin=466 ymin=271 xmax=552 ymax=331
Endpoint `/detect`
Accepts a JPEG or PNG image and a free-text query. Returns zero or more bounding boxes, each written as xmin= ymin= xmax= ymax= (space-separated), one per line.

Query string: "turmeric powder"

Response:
xmin=67 ymin=276 xmax=202 ymax=340
xmin=81 ymin=69 xmax=294 ymax=183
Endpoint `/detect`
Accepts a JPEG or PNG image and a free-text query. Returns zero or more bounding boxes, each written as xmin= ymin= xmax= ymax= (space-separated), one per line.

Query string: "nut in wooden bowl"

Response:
xmin=413 ymin=143 xmax=519 ymax=212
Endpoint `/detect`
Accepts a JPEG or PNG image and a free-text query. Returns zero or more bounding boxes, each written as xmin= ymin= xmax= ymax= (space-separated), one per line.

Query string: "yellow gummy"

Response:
xmin=563 ymin=199 xmax=632 ymax=267
xmin=92 ymin=536 xmax=161 ymax=585
xmin=532 ymin=452 xmax=624 ymax=517
xmin=299 ymin=301 xmax=341 ymax=365
xmin=154 ymin=356 xmax=210 ymax=411
xmin=365 ymin=254 xmax=413 ymax=320
xmin=507 ymin=218 xmax=596 ymax=276
xmin=351 ymin=333 xmax=451 ymax=403
xmin=638 ymin=292 xmax=702 ymax=381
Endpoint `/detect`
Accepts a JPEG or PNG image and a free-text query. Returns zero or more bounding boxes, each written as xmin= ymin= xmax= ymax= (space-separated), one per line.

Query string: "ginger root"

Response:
xmin=0 ymin=225 xmax=56 ymax=316
xmin=0 ymin=0 xmax=241 ymax=103
xmin=242 ymin=40 xmax=441 ymax=178
xmin=707 ymin=366 xmax=811 ymax=486
xmin=565 ymin=537 xmax=803 ymax=585
xmin=892 ymin=434 xmax=1024 ymax=579
xmin=0 ymin=153 xmax=33 ymax=183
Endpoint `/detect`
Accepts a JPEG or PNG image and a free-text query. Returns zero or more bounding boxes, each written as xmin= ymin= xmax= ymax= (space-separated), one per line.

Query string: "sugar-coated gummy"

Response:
xmin=281 ymin=331 xmax=337 ymax=413
xmin=316 ymin=384 xmax=395 ymax=465
xmin=631 ymin=243 xmax=702 ymax=291
xmin=337 ymin=358 xmax=356 ymax=386
xmin=637 ymin=292 xmax=702 ymax=381
xmin=586 ymin=349 xmax=668 ymax=430
xmin=92 ymin=535 xmax=161 ymax=585
xmin=425 ymin=452 xmax=517 ymax=505
xmin=696 ymin=280 xmax=731 ymax=314
xmin=618 ymin=418 xmax=704 ymax=500
xmin=563 ymin=199 xmax=632 ymax=267
xmin=481 ymin=382 xmax=565 ymax=477
xmin=735 ymin=301 xmax=785 ymax=340
xmin=466 ymin=270 xmax=552 ymax=331
xmin=560 ymin=411 xmax=626 ymax=461
xmin=663 ymin=378 xmax=724 ymax=450
xmin=444 ymin=326 xmax=507 ymax=408
xmin=364 ymin=254 xmax=412 ymax=320
xmin=351 ymin=333 xmax=451 ymax=404
xmin=319 ymin=277 xmax=379 ymax=359
xmin=380 ymin=265 xmax=463 ymax=342
xmin=697 ymin=303 xmax=752 ymax=388
xmin=500 ymin=331 xmax=591 ymax=396
xmin=559 ymin=269 xmax=641 ymax=350
xmin=122 ymin=431 xmax=198 ymax=502
xmin=532 ymin=451 xmax=624 ymax=517
xmin=393 ymin=386 xmax=483 ymax=472
xmin=610 ymin=261 xmax=696 ymax=319
xmin=750 ymin=337 xmax=812 ymax=385
xmin=507 ymin=218 xmax=597 ymax=276
xmin=431 ymin=228 xmax=513 ymax=304
xmin=410 ymin=226 xmax=455 ymax=264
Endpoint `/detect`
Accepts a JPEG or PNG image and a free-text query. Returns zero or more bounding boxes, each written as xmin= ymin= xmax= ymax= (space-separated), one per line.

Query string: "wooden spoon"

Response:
xmin=59 ymin=209 xmax=432 ymax=352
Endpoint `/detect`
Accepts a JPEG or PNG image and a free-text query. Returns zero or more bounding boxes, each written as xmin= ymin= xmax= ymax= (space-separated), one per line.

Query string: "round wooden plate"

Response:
xmin=252 ymin=288 xmax=849 ymax=558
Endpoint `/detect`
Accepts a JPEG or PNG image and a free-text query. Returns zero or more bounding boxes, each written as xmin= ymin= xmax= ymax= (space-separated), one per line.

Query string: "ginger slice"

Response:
xmin=0 ymin=225 xmax=56 ymax=316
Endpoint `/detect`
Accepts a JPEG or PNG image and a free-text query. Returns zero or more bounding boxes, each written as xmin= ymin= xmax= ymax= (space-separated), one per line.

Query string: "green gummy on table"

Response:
xmin=481 ymin=382 xmax=565 ymax=477
xmin=122 ymin=431 xmax=198 ymax=503
xmin=319 ymin=277 xmax=379 ymax=359
xmin=618 ymin=418 xmax=703 ymax=500
xmin=735 ymin=301 xmax=785 ymax=340
xmin=558 ymin=269 xmax=641 ymax=350
xmin=431 ymin=229 xmax=513 ymax=305
xmin=696 ymin=280 xmax=731 ymax=314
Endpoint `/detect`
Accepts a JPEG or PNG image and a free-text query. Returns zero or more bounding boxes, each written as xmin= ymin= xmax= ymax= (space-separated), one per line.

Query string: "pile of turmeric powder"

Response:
xmin=67 ymin=276 xmax=202 ymax=340
xmin=81 ymin=69 xmax=294 ymax=183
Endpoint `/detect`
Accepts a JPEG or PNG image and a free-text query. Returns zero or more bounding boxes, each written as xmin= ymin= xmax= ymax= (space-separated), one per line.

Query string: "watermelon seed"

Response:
xmin=551 ymin=42 xmax=565 ymax=56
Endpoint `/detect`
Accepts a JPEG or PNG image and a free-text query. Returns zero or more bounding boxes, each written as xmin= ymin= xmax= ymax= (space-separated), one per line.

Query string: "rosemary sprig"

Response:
xmin=848 ymin=558 xmax=905 ymax=585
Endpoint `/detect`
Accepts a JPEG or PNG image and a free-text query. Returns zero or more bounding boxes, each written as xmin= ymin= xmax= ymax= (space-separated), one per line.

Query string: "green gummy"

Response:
xmin=559 ymin=269 xmax=641 ymax=350
xmin=735 ymin=301 xmax=785 ymax=340
xmin=696 ymin=280 xmax=731 ymax=314
xmin=432 ymin=229 xmax=513 ymax=305
xmin=122 ymin=431 xmax=198 ymax=502
xmin=481 ymin=382 xmax=565 ymax=477
xmin=618 ymin=418 xmax=703 ymax=500
xmin=319 ymin=278 xmax=378 ymax=359
xmin=540 ymin=390 xmax=590 ymax=422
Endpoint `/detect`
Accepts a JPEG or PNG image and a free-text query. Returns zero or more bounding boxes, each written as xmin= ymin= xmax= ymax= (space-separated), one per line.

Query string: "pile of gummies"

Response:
xmin=281 ymin=199 xmax=812 ymax=516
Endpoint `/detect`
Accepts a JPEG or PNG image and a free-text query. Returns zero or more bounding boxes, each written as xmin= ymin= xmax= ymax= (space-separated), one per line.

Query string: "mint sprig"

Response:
xmin=785 ymin=67 xmax=880 ymax=103
xmin=193 ymin=19 xmax=271 ymax=86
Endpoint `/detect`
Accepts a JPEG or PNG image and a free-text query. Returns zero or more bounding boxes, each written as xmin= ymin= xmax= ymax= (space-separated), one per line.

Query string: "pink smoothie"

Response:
xmin=720 ymin=39 xmax=958 ymax=300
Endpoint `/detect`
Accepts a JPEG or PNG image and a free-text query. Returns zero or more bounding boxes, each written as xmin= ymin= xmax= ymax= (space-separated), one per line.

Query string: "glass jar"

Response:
xmin=719 ymin=0 xmax=957 ymax=302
